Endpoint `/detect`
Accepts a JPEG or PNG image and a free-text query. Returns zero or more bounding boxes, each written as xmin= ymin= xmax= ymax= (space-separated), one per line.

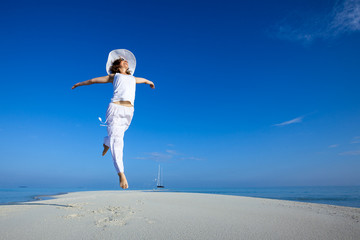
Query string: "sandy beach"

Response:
xmin=0 ymin=190 xmax=359 ymax=240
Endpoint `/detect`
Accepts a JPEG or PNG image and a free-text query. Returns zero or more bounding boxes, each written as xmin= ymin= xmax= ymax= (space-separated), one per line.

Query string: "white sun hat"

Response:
xmin=106 ymin=49 xmax=136 ymax=75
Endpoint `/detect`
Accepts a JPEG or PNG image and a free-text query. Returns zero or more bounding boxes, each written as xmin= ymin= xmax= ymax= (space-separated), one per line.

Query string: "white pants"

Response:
xmin=103 ymin=103 xmax=134 ymax=173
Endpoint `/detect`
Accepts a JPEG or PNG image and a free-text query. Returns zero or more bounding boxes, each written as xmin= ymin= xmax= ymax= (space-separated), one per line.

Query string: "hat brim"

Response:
xmin=106 ymin=49 xmax=136 ymax=75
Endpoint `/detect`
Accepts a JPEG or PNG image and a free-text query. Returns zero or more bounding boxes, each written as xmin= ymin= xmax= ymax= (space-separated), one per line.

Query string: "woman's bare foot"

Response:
xmin=102 ymin=144 xmax=109 ymax=156
xmin=118 ymin=172 xmax=129 ymax=189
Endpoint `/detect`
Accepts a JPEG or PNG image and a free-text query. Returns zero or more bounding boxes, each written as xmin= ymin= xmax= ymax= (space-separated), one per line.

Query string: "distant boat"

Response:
xmin=156 ymin=164 xmax=165 ymax=188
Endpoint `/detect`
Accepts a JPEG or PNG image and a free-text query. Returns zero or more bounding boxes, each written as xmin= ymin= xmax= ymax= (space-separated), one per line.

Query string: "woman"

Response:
xmin=71 ymin=49 xmax=155 ymax=189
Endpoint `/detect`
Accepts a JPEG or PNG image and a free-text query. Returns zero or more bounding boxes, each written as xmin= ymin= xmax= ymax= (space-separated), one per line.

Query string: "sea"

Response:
xmin=1 ymin=186 xmax=360 ymax=208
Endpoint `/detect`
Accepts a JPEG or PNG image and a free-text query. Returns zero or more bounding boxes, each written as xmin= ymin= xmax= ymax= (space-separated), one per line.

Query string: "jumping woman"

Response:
xmin=71 ymin=49 xmax=155 ymax=189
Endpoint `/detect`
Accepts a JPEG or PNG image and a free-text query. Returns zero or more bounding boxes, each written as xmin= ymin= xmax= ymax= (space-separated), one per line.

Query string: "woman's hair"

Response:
xmin=110 ymin=58 xmax=132 ymax=75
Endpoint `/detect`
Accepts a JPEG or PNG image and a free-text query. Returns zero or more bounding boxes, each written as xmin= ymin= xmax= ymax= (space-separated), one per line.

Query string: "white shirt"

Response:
xmin=111 ymin=73 xmax=136 ymax=105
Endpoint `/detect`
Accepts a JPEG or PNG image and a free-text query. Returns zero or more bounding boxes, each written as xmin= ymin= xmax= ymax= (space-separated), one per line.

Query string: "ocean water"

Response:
xmin=0 ymin=187 xmax=102 ymax=204
xmin=0 ymin=187 xmax=144 ymax=204
xmin=1 ymin=186 xmax=360 ymax=208
xmin=163 ymin=186 xmax=360 ymax=208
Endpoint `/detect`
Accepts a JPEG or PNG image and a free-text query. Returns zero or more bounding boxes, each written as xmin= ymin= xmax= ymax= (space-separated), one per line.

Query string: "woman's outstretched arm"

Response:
xmin=135 ymin=77 xmax=155 ymax=89
xmin=71 ymin=74 xmax=115 ymax=89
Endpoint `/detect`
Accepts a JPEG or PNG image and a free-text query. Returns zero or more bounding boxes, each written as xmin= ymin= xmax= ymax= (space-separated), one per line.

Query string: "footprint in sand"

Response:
xmin=64 ymin=213 xmax=83 ymax=219
xmin=94 ymin=206 xmax=135 ymax=228
xmin=60 ymin=204 xmax=154 ymax=228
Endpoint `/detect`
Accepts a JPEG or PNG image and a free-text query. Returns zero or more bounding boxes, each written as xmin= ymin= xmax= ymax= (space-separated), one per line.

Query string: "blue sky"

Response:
xmin=0 ymin=0 xmax=359 ymax=189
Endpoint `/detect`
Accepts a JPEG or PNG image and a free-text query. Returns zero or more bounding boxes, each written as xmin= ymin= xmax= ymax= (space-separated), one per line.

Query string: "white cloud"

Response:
xmin=133 ymin=149 xmax=203 ymax=162
xmin=270 ymin=0 xmax=360 ymax=44
xmin=338 ymin=150 xmax=360 ymax=155
xmin=349 ymin=136 xmax=360 ymax=143
xmin=273 ymin=116 xmax=304 ymax=126
xmin=166 ymin=149 xmax=178 ymax=154
xmin=146 ymin=152 xmax=173 ymax=162
xmin=179 ymin=156 xmax=204 ymax=161
xmin=330 ymin=0 xmax=360 ymax=34
xmin=329 ymin=144 xmax=339 ymax=148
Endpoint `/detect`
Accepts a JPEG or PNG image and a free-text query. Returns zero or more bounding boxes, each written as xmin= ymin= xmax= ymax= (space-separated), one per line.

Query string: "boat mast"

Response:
xmin=161 ymin=166 xmax=163 ymax=186
xmin=157 ymin=165 xmax=161 ymax=186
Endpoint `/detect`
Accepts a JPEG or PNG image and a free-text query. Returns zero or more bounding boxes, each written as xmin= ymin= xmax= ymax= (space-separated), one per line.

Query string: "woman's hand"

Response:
xmin=149 ymin=81 xmax=155 ymax=89
xmin=71 ymin=78 xmax=96 ymax=89
xmin=71 ymin=83 xmax=79 ymax=89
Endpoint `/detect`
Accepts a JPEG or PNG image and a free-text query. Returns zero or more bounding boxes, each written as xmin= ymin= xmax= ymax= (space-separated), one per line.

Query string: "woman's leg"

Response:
xmin=108 ymin=133 xmax=129 ymax=189
xmin=107 ymin=128 xmax=129 ymax=189
xmin=108 ymin=133 xmax=125 ymax=173
xmin=105 ymin=104 xmax=133 ymax=189
xmin=102 ymin=136 xmax=110 ymax=156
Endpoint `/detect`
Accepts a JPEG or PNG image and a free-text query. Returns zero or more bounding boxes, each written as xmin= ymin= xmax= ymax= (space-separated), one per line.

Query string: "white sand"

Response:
xmin=0 ymin=191 xmax=359 ymax=240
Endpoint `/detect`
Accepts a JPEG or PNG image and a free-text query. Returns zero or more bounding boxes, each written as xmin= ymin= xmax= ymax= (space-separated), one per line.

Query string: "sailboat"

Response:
xmin=156 ymin=164 xmax=165 ymax=188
